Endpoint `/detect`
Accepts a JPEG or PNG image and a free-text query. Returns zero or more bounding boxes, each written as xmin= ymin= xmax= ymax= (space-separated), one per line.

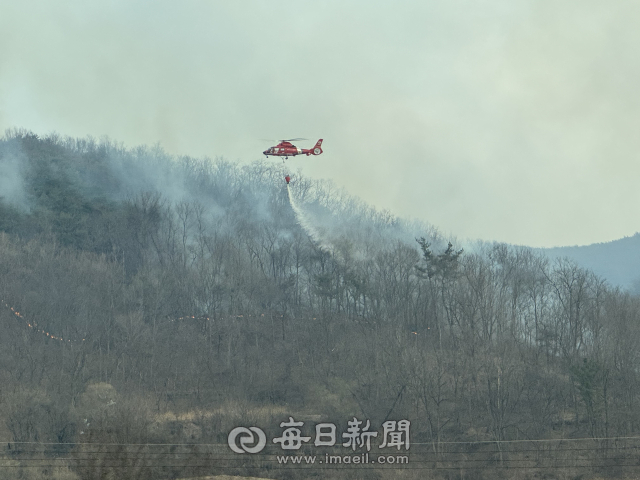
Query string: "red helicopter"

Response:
xmin=263 ymin=138 xmax=323 ymax=159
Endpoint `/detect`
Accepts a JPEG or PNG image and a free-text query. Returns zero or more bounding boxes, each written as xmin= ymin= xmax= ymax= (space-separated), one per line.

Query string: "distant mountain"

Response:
xmin=540 ymin=233 xmax=640 ymax=292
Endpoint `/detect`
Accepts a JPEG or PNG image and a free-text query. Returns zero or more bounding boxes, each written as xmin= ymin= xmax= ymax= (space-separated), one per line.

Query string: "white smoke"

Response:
xmin=0 ymin=150 xmax=29 ymax=211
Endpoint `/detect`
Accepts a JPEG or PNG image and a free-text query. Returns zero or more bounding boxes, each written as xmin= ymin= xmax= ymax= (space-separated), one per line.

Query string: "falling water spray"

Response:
xmin=287 ymin=185 xmax=333 ymax=254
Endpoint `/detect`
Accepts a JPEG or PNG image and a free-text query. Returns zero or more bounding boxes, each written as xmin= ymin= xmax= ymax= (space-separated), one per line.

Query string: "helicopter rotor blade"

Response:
xmin=260 ymin=138 xmax=308 ymax=142
xmin=260 ymin=137 xmax=309 ymax=144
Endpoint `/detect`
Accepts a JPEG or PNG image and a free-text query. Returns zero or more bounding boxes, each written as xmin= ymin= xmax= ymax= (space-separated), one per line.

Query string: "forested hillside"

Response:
xmin=2 ymin=129 xmax=640 ymax=479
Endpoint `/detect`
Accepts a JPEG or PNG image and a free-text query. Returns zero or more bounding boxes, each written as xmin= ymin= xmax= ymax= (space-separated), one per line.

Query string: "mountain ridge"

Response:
xmin=538 ymin=232 xmax=640 ymax=291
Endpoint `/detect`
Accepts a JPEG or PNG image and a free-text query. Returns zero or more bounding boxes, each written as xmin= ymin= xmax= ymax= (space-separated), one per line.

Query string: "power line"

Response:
xmin=7 ymin=434 xmax=640 ymax=447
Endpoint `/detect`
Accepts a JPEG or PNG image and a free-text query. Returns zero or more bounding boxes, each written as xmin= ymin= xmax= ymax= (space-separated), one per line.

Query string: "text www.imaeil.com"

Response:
xmin=276 ymin=453 xmax=409 ymax=465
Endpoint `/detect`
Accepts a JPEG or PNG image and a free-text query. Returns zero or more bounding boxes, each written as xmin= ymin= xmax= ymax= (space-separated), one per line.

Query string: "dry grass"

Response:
xmin=177 ymin=476 xmax=274 ymax=480
xmin=155 ymin=403 xmax=289 ymax=423
xmin=0 ymin=456 xmax=79 ymax=480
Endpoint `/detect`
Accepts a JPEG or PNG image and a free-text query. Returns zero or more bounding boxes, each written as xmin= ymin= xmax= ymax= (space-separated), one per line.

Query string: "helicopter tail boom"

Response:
xmin=311 ymin=139 xmax=323 ymax=155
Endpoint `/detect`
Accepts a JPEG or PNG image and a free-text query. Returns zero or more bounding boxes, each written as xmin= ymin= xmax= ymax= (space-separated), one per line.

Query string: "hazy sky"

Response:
xmin=1 ymin=0 xmax=639 ymax=247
